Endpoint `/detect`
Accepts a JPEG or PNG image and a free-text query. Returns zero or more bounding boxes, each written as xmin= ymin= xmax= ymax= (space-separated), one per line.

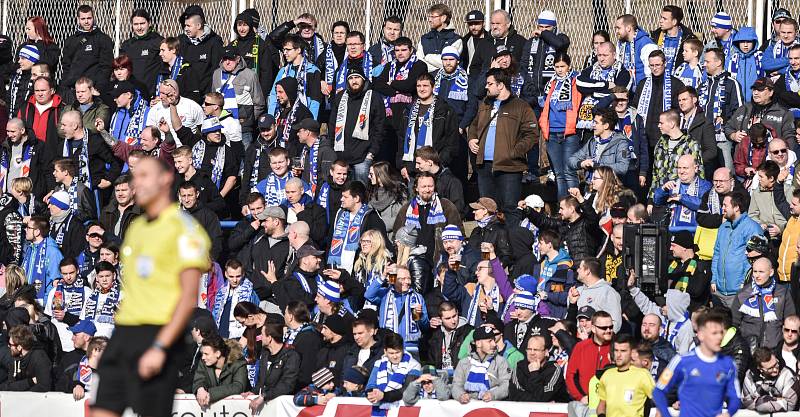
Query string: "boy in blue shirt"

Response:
xmin=653 ymin=311 xmax=741 ymax=417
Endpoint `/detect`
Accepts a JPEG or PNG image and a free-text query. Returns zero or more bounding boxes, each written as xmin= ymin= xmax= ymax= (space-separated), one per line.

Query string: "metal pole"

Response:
xmin=747 ymin=0 xmax=753 ymax=27
xmin=113 ymin=0 xmax=122 ymax=55
xmin=230 ymin=0 xmax=238 ymax=41
xmin=2 ymin=0 xmax=7 ymax=35
xmin=484 ymin=0 xmax=490 ymax=30
xmin=365 ymin=0 xmax=371 ymax=48
xmin=758 ymin=0 xmax=770 ymax=47
xmin=625 ymin=0 xmax=631 ymax=15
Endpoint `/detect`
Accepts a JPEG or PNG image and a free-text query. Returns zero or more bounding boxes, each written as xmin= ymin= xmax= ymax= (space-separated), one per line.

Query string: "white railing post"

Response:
xmin=230 ymin=0 xmax=238 ymax=41
xmin=484 ymin=0 xmax=490 ymax=29
xmin=113 ymin=0 xmax=122 ymax=55
xmin=625 ymin=0 xmax=632 ymax=15
xmin=365 ymin=0 xmax=371 ymax=48
xmin=2 ymin=0 xmax=7 ymax=35
xmin=758 ymin=0 xmax=770 ymax=47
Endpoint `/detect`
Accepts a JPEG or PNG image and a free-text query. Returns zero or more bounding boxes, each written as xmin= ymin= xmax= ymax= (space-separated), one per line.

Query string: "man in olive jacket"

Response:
xmin=468 ymin=68 xmax=538 ymax=216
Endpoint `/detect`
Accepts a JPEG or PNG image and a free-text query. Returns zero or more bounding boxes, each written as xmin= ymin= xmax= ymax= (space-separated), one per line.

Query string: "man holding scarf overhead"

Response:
xmin=398 ymin=73 xmax=459 ymax=181
xmin=268 ymin=34 xmax=323 ymax=122
xmin=326 ymin=181 xmax=388 ymax=273
xmin=633 ymin=50 xmax=683 ymax=157
xmin=365 ymin=333 xmax=422 ymax=417
xmin=329 ymin=68 xmax=384 ymax=184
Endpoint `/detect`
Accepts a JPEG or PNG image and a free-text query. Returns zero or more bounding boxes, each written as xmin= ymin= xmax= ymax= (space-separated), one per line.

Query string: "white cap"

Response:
xmin=524 ymin=194 xmax=545 ymax=209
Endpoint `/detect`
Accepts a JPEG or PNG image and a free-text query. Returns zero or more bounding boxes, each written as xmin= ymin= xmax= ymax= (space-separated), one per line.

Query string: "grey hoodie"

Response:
xmin=631 ymin=288 xmax=694 ymax=354
xmin=211 ymin=57 xmax=266 ymax=132
xmin=451 ymin=350 xmax=511 ymax=401
xmin=577 ymin=279 xmax=622 ymax=332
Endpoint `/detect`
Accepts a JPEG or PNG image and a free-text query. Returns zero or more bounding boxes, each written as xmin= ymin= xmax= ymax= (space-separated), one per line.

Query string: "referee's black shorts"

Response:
xmin=91 ymin=325 xmax=187 ymax=417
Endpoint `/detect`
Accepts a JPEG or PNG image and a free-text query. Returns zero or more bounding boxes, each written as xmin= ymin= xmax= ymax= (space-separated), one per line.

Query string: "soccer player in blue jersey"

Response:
xmin=653 ymin=311 xmax=741 ymax=417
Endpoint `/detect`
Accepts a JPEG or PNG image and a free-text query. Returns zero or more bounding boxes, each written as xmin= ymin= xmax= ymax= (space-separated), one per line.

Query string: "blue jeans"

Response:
xmin=351 ymin=158 xmax=373 ymax=184
xmin=475 ymin=161 xmax=522 ymax=215
xmin=547 ymin=132 xmax=581 ymax=199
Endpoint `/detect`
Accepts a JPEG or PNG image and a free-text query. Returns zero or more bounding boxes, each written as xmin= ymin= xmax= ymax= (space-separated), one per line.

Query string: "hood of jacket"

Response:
xmin=27 ymin=93 xmax=62 ymax=108
xmin=665 ymin=289 xmax=690 ymax=322
xmin=219 ymin=54 xmax=248 ymax=73
xmin=733 ymin=26 xmax=760 ymax=53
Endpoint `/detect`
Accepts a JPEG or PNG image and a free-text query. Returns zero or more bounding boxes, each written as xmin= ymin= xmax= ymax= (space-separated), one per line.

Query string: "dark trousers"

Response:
xmin=475 ymin=161 xmax=522 ymax=216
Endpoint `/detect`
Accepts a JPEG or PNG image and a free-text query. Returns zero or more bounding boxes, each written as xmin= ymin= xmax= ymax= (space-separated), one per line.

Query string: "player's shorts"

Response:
xmin=91 ymin=325 xmax=187 ymax=417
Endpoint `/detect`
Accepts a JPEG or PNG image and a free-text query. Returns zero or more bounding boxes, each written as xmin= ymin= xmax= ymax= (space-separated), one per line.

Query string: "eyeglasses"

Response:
xmin=427 ymin=14 xmax=442 ymax=19
xmin=282 ymin=47 xmax=297 ymax=52
xmin=25 ymin=226 xmax=35 ymax=230
xmin=87 ymin=233 xmax=103 ymax=239
xmin=595 ymin=325 xmax=614 ymax=331
xmin=360 ymin=239 xmax=372 ymax=244
xmin=784 ymin=327 xmax=800 ymax=334
xmin=771 ymin=149 xmax=788 ymax=155
xmin=477 ymin=266 xmax=491 ymax=271
xmin=760 ymin=362 xmax=781 ymax=372
xmin=203 ymin=102 xmax=219 ymax=107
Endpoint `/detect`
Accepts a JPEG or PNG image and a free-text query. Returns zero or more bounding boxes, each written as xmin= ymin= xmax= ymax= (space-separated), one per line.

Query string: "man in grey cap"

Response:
xmin=242 ymin=206 xmax=290 ymax=297
xmin=461 ymin=11 xmax=487 ymax=75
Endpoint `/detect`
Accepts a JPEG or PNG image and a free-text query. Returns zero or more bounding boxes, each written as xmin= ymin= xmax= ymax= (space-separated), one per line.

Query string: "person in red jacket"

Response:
xmin=565 ymin=310 xmax=613 ymax=402
xmin=733 ymin=122 xmax=768 ymax=182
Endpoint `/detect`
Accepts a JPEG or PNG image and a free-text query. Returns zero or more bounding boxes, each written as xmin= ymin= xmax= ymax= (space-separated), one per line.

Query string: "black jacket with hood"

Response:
xmin=232 ymin=11 xmax=280 ymax=99
xmin=120 ymin=30 xmax=164 ymax=98
xmin=178 ymin=28 xmax=225 ymax=104
xmin=61 ymin=26 xmax=114 ymax=97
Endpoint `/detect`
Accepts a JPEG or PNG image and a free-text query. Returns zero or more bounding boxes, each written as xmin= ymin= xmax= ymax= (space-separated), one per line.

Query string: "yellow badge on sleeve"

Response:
xmin=178 ymin=234 xmax=205 ymax=260
xmin=657 ymin=368 xmax=673 ymax=386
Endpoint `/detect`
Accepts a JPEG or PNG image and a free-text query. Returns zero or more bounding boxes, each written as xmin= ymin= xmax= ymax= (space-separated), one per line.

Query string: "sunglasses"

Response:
xmin=595 ymin=325 xmax=614 ymax=331
xmin=87 ymin=233 xmax=103 ymax=239
xmin=784 ymin=327 xmax=799 ymax=334
xmin=202 ymin=102 xmax=219 ymax=107
xmin=771 ymin=149 xmax=788 ymax=155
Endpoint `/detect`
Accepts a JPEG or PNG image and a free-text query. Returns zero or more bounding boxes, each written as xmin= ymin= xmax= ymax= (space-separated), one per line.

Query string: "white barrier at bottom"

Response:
xmin=0 ymin=392 xmax=796 ymax=417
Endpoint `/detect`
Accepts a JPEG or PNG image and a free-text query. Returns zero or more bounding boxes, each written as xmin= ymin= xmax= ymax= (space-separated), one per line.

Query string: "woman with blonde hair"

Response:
xmin=1 ymin=264 xmax=26 ymax=302
xmin=588 ymin=166 xmax=625 ymax=215
xmin=352 ymin=229 xmax=392 ymax=309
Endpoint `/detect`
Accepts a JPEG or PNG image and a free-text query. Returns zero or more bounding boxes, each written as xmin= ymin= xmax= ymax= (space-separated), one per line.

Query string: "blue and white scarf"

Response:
xmin=211 ymin=278 xmax=254 ymax=328
xmin=277 ymin=99 xmax=301 ymax=148
xmin=277 ymin=58 xmax=310 ymax=109
xmin=673 ymin=62 xmax=705 ymax=88
xmin=739 ymin=279 xmax=778 ymax=322
xmin=324 ymin=44 xmax=343 ymax=86
xmin=466 ymin=284 xmax=501 ymax=326
xmin=218 ymin=72 xmax=240 ymax=119
xmin=333 ymin=89 xmax=373 ymax=152
xmin=404 ymin=194 xmax=446 ymax=229
xmin=290 ymin=271 xmax=319 ymax=295
xmin=372 ymin=353 xmax=414 ymax=416
xmin=619 ymin=31 xmax=639 ymax=83
xmin=0 ymin=142 xmax=33 ymax=193
xmin=541 ymin=71 xmax=577 ymax=111
xmin=84 ymin=281 xmax=121 ymax=323
xmin=54 ymin=279 xmax=86 ymax=316
xmin=384 ymin=55 xmax=417 ymax=113
xmin=728 ymin=51 xmax=763 ymax=81
xmin=23 ymin=240 xmax=50 ymax=301
xmin=285 ymin=323 xmax=314 ymax=345
xmin=260 ymin=171 xmax=293 ymax=206
xmin=63 ymin=129 xmax=92 ymax=190
xmin=191 ymin=140 xmax=226 ymax=188
xmin=785 ymin=70 xmax=800 ymax=116
xmin=248 ymin=144 xmax=266 ymax=191
xmin=110 ymin=94 xmax=150 ymax=145
xmin=636 ymin=75 xmax=672 ymax=127
xmin=402 ymin=98 xmax=436 ymax=162
xmin=699 ymin=74 xmax=727 ymax=134
xmin=464 ymin=355 xmax=493 ymax=395
xmin=316 ymin=182 xmax=333 ymax=222
xmin=381 ymin=289 xmax=423 ymax=343
xmin=433 ymin=67 xmax=468 ymax=101
xmin=245 ymin=347 xmax=260 ymax=387
xmin=301 ymin=139 xmax=320 ymax=195
xmin=335 ymin=53 xmax=374 ymax=91
xmin=155 ymin=55 xmax=184 ymax=92
xmin=76 ymin=355 xmax=92 ymax=387
xmin=53 ymin=213 xmax=74 ymax=247
xmin=662 ymin=311 xmax=689 ymax=348
xmin=328 ymin=203 xmax=370 ymax=266
xmin=659 ymin=28 xmax=683 ymax=72
xmin=305 ymin=35 xmax=326 ymax=63
xmin=772 ymin=39 xmax=799 ymax=62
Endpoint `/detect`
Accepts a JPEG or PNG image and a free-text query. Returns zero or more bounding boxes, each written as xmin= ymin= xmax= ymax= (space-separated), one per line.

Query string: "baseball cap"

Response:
xmin=469 ymin=197 xmax=498 ymax=213
xmin=110 ymin=80 xmax=136 ymax=99
xmin=751 ymin=77 xmax=775 ymax=90
xmin=255 ymin=206 xmax=286 ymax=221
xmin=465 ymin=10 xmax=484 ymax=22
xmin=258 ymin=114 xmax=276 ymax=130
xmin=773 ymin=8 xmax=791 ymax=22
xmin=577 ymin=305 xmax=596 ymax=320
xmin=68 ymin=319 xmax=97 ymax=336
xmin=296 ymin=244 xmax=324 ymax=259
xmin=292 ymin=118 xmax=320 ymax=134
xmin=474 ymin=325 xmax=496 ymax=341
xmin=524 ymin=194 xmax=545 ymax=209
xmin=610 ymin=202 xmax=628 ymax=219
xmin=222 ymin=45 xmax=239 ymax=59
xmin=670 ymin=231 xmax=694 ymax=250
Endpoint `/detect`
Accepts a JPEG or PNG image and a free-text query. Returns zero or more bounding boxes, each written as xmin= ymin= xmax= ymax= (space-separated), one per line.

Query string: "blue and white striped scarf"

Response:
xmin=218 ymin=72 xmax=239 ymax=119
xmin=328 ymin=203 xmax=370 ymax=266
xmin=402 ymin=98 xmax=436 ymax=162
xmin=433 ymin=67 xmax=468 ymax=101
xmin=636 ymin=75 xmax=672 ymax=127
xmin=316 ymin=181 xmax=333 ymax=222
xmin=404 ymin=194 xmax=446 ymax=229
xmin=155 ymin=55 xmax=183 ymax=91
xmin=259 ymin=171 xmax=293 ymax=206
xmin=699 ymin=74 xmax=727 ymax=133
xmin=373 ymin=352 xmax=414 ymax=416
xmin=381 ymin=289 xmax=423 ymax=343
xmin=211 ymin=278 xmax=254 ymax=328
xmin=191 ymin=140 xmax=226 ymax=188
xmin=466 ymin=283 xmax=500 ymax=326
xmin=110 ymin=93 xmax=150 ymax=145
xmin=84 ymin=280 xmax=121 ymax=323
xmin=335 ymin=53 xmax=374 ymax=91
xmin=673 ymin=62 xmax=705 ymax=89
xmin=465 ymin=355 xmax=493 ymax=395
xmin=54 ymin=279 xmax=86 ymax=316
xmin=728 ymin=51 xmax=763 ymax=81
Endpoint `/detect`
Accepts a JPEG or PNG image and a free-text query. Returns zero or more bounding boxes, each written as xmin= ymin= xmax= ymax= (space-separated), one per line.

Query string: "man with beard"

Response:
xmin=99 ymin=174 xmax=140 ymax=240
xmin=417 ymin=4 xmax=462 ymax=72
xmin=461 ymin=11 xmax=487 ymax=75
xmin=230 ymin=9 xmax=279 ymax=100
xmin=326 ymin=181 xmax=388 ymax=273
xmin=742 ymin=347 xmax=798 ymax=413
xmin=101 ymin=118 xmax=175 ymax=170
xmin=119 ymin=9 xmax=163 ymax=98
xmin=1 ymin=118 xmax=42 ymax=195
xmin=398 ymin=73 xmax=458 ymax=182
xmin=0 ymin=325 xmax=52 ymax=391
xmin=614 ymin=14 xmax=657 ymax=89
xmin=177 ymin=5 xmax=224 ymax=104
xmin=240 ymin=116 xmax=278 ymax=210
xmin=60 ymin=5 xmax=113 ymax=101
xmin=269 ymin=34 xmax=323 ymax=122
xmin=374 ymin=37 xmax=428 ymax=162
xmin=725 ymin=77 xmax=795 ymax=146
xmin=633 ymin=51 xmax=683 ymax=159
xmin=639 ymin=313 xmax=676 ymax=379
xmin=272 ymin=76 xmax=314 ymax=158
xmin=178 ymin=181 xmax=222 ymax=262
xmin=245 ymin=206 xmax=290 ymax=296
xmin=329 ymin=68 xmax=384 ymax=184
xmin=368 ymin=17 xmax=403 ymax=68
xmin=331 ymin=31 xmax=375 ymax=94
xmin=423 ymin=301 xmax=471 ymax=372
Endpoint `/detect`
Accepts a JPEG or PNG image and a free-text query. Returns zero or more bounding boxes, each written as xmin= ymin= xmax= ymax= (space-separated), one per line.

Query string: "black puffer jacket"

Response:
xmin=178 ymin=29 xmax=224 ymax=104
xmin=407 ymin=247 xmax=434 ymax=295
xmin=523 ymin=202 xmax=600 ymax=261
xmin=467 ymin=218 xmax=513 ymax=267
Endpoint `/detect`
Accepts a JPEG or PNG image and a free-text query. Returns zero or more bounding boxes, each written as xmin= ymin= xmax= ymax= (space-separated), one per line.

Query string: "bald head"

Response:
xmin=59 ymin=110 xmax=84 ymax=139
xmin=6 ymin=118 xmax=26 ymax=143
xmin=752 ymin=257 xmax=775 ymax=286
xmin=288 ymin=221 xmax=310 ymax=238
xmin=676 ymin=155 xmax=698 ymax=182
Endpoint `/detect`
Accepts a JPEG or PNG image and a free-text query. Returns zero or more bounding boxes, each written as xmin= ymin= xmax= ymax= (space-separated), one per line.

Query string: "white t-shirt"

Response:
xmin=146 ymin=96 xmax=204 ymax=140
xmin=783 ymin=349 xmax=798 ymax=373
xmin=220 ymin=115 xmax=243 ymax=143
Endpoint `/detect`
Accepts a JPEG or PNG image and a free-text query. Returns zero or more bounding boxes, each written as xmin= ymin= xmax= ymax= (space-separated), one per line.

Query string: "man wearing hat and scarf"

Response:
xmin=231 ymin=9 xmax=280 ymax=101
xmin=725 ymin=76 xmax=796 ymax=145
xmin=432 ymin=46 xmax=474 ymax=183
xmin=177 ymin=5 xmax=224 ymax=104
xmin=179 ymin=116 xmax=238 ymax=199
xmin=244 ymin=206 xmax=290 ymax=300
xmin=212 ymin=46 xmax=266 ymax=153
xmin=763 ymin=17 xmax=800 ymax=75
xmin=318 ymin=314 xmax=355 ymax=385
xmin=8 ymin=44 xmax=38 ymax=117
xmin=452 ymin=324 xmax=511 ymax=403
xmin=47 ymin=190 xmax=85 ymax=260
xmin=273 ymin=75 xmax=315 ymax=158
xmin=520 ymin=10 xmax=570 ymax=109
xmin=438 ymin=224 xmax=479 ymax=285
xmin=99 ymin=81 xmax=151 ymax=147
xmin=329 ymin=67 xmax=384 ymax=184
xmin=667 ymin=230 xmax=711 ymax=309
xmin=709 ymin=12 xmax=737 ymax=63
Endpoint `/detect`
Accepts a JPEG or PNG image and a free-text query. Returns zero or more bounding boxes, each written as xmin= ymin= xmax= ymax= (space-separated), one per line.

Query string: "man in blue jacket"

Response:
xmin=763 ymin=18 xmax=799 ymax=75
xmin=654 ymin=154 xmax=711 ymax=233
xmin=711 ymin=190 xmax=763 ymax=308
xmin=614 ymin=14 xmax=657 ymax=90
xmin=416 ymin=3 xmax=461 ymax=72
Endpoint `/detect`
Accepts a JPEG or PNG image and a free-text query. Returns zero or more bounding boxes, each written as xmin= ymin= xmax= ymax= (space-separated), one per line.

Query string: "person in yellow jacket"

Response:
xmin=777 ymin=188 xmax=800 ymax=282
